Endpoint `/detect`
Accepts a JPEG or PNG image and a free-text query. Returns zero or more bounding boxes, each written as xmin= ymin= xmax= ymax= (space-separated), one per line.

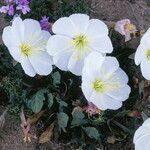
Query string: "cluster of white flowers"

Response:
xmin=2 ymin=13 xmax=131 ymax=111
xmin=4 ymin=13 xmax=150 ymax=150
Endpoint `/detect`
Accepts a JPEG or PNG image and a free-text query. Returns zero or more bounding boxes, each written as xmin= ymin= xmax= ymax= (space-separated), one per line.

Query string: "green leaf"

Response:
xmin=47 ymin=93 xmax=53 ymax=109
xmin=52 ymin=71 xmax=61 ymax=85
xmin=71 ymin=110 xmax=85 ymax=127
xmin=83 ymin=127 xmax=100 ymax=140
xmin=57 ymin=112 xmax=69 ymax=132
xmin=28 ymin=89 xmax=46 ymax=113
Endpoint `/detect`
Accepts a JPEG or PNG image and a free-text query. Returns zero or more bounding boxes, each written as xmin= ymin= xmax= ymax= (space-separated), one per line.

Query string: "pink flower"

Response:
xmin=115 ymin=19 xmax=137 ymax=42
xmin=0 ymin=5 xmax=9 ymax=13
xmin=83 ymin=102 xmax=100 ymax=116
xmin=40 ymin=16 xmax=50 ymax=31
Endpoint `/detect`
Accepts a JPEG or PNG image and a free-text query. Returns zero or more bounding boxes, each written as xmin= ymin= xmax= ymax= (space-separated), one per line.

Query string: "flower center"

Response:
xmin=20 ymin=43 xmax=32 ymax=56
xmin=146 ymin=50 xmax=150 ymax=61
xmin=72 ymin=35 xmax=88 ymax=50
xmin=92 ymin=79 xmax=105 ymax=93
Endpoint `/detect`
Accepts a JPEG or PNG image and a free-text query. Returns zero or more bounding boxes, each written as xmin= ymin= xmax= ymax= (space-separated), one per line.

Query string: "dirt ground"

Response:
xmin=1 ymin=0 xmax=150 ymax=149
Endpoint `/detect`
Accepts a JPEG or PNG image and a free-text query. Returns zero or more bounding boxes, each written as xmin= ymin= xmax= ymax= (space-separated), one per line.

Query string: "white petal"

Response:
xmin=134 ymin=135 xmax=150 ymax=150
xmin=53 ymin=51 xmax=72 ymax=71
xmin=46 ymin=35 xmax=72 ymax=56
xmin=52 ymin=17 xmax=76 ymax=37
xmin=141 ymin=28 xmax=150 ymax=44
xmin=29 ymin=51 xmax=52 ymax=76
xmin=90 ymin=92 xmax=122 ymax=110
xmin=31 ymin=30 xmax=51 ymax=51
xmin=135 ymin=44 xmax=146 ymax=65
xmin=83 ymin=51 xmax=105 ymax=79
xmin=21 ymin=56 xmax=36 ymax=77
xmin=89 ymin=35 xmax=113 ymax=53
xmin=68 ymin=52 xmax=85 ymax=76
xmin=2 ymin=26 xmax=12 ymax=47
xmin=8 ymin=46 xmax=21 ymax=62
xmin=90 ymin=92 xmax=108 ymax=110
xmin=107 ymin=85 xmax=131 ymax=101
xmin=85 ymin=19 xmax=109 ymax=38
xmin=12 ymin=17 xmax=24 ymax=42
xmin=69 ymin=14 xmax=89 ymax=34
xmin=23 ymin=19 xmax=41 ymax=42
xmin=99 ymin=57 xmax=119 ymax=80
xmin=143 ymin=118 xmax=150 ymax=128
xmin=81 ymin=82 xmax=93 ymax=100
xmin=134 ymin=126 xmax=150 ymax=144
xmin=115 ymin=68 xmax=129 ymax=85
xmin=141 ymin=59 xmax=150 ymax=80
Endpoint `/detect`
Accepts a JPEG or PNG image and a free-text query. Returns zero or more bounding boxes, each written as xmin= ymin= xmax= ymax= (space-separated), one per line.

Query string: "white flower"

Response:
xmin=81 ymin=52 xmax=130 ymax=110
xmin=134 ymin=118 xmax=150 ymax=150
xmin=135 ymin=28 xmax=150 ymax=80
xmin=46 ymin=13 xmax=113 ymax=76
xmin=2 ymin=17 xmax=52 ymax=77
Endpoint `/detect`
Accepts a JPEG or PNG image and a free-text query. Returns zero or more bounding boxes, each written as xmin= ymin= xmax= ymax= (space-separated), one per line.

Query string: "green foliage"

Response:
xmin=27 ymin=89 xmax=47 ymax=113
xmin=71 ymin=109 xmax=85 ymax=127
xmin=47 ymin=93 xmax=54 ymax=109
xmin=27 ymin=0 xmax=89 ymax=21
xmin=83 ymin=127 xmax=100 ymax=140
xmin=57 ymin=112 xmax=69 ymax=132
xmin=52 ymin=71 xmax=61 ymax=86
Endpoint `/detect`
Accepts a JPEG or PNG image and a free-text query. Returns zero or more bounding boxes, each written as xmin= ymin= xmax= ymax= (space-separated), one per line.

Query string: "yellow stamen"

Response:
xmin=92 ymin=79 xmax=105 ymax=93
xmin=19 ymin=43 xmax=32 ymax=56
xmin=72 ymin=34 xmax=88 ymax=50
xmin=146 ymin=50 xmax=150 ymax=61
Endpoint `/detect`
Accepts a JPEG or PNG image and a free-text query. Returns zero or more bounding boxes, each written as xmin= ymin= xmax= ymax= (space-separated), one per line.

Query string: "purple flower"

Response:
xmin=8 ymin=5 xmax=14 ymax=15
xmin=0 ymin=5 xmax=9 ymax=13
xmin=16 ymin=4 xmax=30 ymax=14
xmin=16 ymin=0 xmax=29 ymax=5
xmin=40 ymin=16 xmax=50 ymax=31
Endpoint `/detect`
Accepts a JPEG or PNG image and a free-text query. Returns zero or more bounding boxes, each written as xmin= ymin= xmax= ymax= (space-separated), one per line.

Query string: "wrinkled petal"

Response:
xmin=69 ymin=14 xmax=89 ymax=34
xmin=8 ymin=46 xmax=21 ymax=62
xmin=53 ymin=51 xmax=72 ymax=71
xmin=135 ymin=44 xmax=146 ymax=65
xmin=85 ymin=19 xmax=109 ymax=38
xmin=52 ymin=17 xmax=76 ymax=37
xmin=83 ymin=51 xmax=105 ymax=79
xmin=29 ymin=51 xmax=52 ymax=76
xmin=134 ymin=136 xmax=150 ymax=150
xmin=115 ymin=68 xmax=129 ymax=85
xmin=23 ymin=19 xmax=41 ymax=42
xmin=2 ymin=26 xmax=12 ymax=47
xmin=21 ymin=57 xmax=36 ymax=77
xmin=99 ymin=57 xmax=119 ymax=80
xmin=81 ymin=83 xmax=93 ymax=101
xmin=68 ymin=52 xmax=85 ymax=76
xmin=12 ymin=17 xmax=24 ymax=42
xmin=90 ymin=92 xmax=122 ymax=110
xmin=141 ymin=59 xmax=150 ymax=80
xmin=89 ymin=36 xmax=113 ymax=53
xmin=47 ymin=35 xmax=72 ymax=56
xmin=31 ymin=30 xmax=51 ymax=51
xmin=107 ymin=85 xmax=131 ymax=101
